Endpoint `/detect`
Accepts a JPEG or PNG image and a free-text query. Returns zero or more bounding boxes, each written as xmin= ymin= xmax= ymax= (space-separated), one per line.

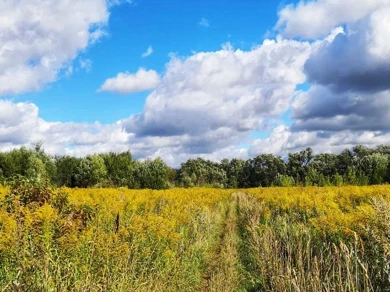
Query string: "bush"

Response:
xmin=5 ymin=175 xmax=54 ymax=208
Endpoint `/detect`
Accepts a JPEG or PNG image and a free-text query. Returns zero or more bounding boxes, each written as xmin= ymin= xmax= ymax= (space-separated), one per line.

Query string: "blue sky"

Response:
xmin=1 ymin=0 xmax=389 ymax=166
xmin=17 ymin=0 xmax=286 ymax=123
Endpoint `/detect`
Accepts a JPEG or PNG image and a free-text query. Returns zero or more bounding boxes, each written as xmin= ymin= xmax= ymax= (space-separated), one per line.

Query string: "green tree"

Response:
xmin=26 ymin=154 xmax=47 ymax=181
xmin=55 ymin=156 xmax=80 ymax=187
xmin=336 ymin=149 xmax=354 ymax=177
xmin=29 ymin=142 xmax=56 ymax=183
xmin=179 ymin=158 xmax=210 ymax=187
xmin=75 ymin=155 xmax=107 ymax=187
xmin=376 ymin=144 xmax=390 ymax=155
xmin=353 ymin=145 xmax=374 ymax=158
xmin=287 ymin=147 xmax=313 ymax=184
xmin=134 ymin=158 xmax=169 ymax=189
xmin=221 ymin=158 xmax=245 ymax=188
xmin=243 ymin=154 xmax=286 ymax=187
xmin=275 ymin=174 xmax=295 ymax=187
xmin=100 ymin=151 xmax=133 ymax=187
xmin=357 ymin=153 xmax=388 ymax=185
xmin=311 ymin=153 xmax=337 ymax=178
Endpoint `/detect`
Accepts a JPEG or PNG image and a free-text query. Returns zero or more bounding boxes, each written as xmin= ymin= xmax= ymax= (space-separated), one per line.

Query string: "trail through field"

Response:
xmin=201 ymin=192 xmax=247 ymax=292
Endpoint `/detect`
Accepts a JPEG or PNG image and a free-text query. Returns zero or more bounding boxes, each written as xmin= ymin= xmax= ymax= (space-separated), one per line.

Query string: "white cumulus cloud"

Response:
xmin=123 ymin=39 xmax=311 ymax=138
xmin=0 ymin=37 xmax=312 ymax=166
xmin=141 ymin=46 xmax=154 ymax=58
xmin=99 ymin=68 xmax=161 ymax=94
xmin=249 ymin=125 xmax=390 ymax=158
xmin=0 ymin=0 xmax=110 ymax=96
xmin=276 ymin=0 xmax=389 ymax=38
xmin=2 ymin=0 xmax=390 ymax=165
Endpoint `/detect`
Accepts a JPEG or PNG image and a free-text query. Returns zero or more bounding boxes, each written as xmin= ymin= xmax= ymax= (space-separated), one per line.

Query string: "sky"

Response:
xmin=1 ymin=0 xmax=390 ymax=166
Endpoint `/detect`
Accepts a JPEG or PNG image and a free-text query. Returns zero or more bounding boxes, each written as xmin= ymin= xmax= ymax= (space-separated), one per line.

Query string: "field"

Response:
xmin=0 ymin=185 xmax=390 ymax=291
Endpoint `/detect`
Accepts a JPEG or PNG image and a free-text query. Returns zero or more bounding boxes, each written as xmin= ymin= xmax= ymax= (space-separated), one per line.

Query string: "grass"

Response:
xmin=0 ymin=185 xmax=390 ymax=291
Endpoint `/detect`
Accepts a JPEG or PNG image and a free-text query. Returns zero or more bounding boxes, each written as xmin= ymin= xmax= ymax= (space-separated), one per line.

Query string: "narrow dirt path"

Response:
xmin=200 ymin=193 xmax=245 ymax=292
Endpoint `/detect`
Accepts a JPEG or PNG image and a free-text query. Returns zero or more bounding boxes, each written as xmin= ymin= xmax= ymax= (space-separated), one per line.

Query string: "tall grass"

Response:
xmin=0 ymin=185 xmax=231 ymax=291
xmin=238 ymin=190 xmax=390 ymax=291
xmin=364 ymin=197 xmax=390 ymax=290
xmin=1 ymin=184 xmax=390 ymax=291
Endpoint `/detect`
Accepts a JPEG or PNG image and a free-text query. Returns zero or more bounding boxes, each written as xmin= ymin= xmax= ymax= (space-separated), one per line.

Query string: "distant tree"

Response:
xmin=333 ymin=173 xmax=344 ymax=186
xmin=180 ymin=158 xmax=209 ymax=187
xmin=6 ymin=147 xmax=32 ymax=177
xmin=376 ymin=144 xmax=390 ymax=156
xmin=167 ymin=167 xmax=178 ymax=187
xmin=311 ymin=153 xmax=337 ymax=178
xmin=30 ymin=142 xmax=56 ymax=183
xmin=353 ymin=145 xmax=374 ymax=158
xmin=55 ymin=156 xmax=80 ymax=187
xmin=0 ymin=144 xmax=55 ymax=183
xmin=336 ymin=149 xmax=354 ymax=177
xmin=100 ymin=151 xmax=133 ymax=187
xmin=221 ymin=158 xmax=245 ymax=188
xmin=135 ymin=158 xmax=169 ymax=189
xmin=206 ymin=160 xmax=227 ymax=188
xmin=356 ymin=153 xmax=388 ymax=185
xmin=275 ymin=174 xmax=295 ymax=187
xmin=386 ymin=156 xmax=390 ymax=183
xmin=1 ymin=143 xmax=390 ymax=189
xmin=26 ymin=154 xmax=47 ymax=182
xmin=287 ymin=147 xmax=313 ymax=184
xmin=0 ymin=152 xmax=17 ymax=179
xmin=243 ymin=154 xmax=286 ymax=187
xmin=345 ymin=167 xmax=369 ymax=186
xmin=74 ymin=155 xmax=107 ymax=187
xmin=179 ymin=158 xmax=207 ymax=187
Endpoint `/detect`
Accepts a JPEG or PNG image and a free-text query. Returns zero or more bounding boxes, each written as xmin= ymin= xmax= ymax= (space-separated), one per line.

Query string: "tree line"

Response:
xmin=1 ymin=143 xmax=390 ymax=189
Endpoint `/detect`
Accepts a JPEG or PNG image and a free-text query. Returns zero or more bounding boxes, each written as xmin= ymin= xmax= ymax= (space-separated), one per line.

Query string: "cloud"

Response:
xmin=276 ymin=0 xmax=388 ymax=39
xmin=141 ymin=46 xmax=154 ymax=58
xmin=0 ymin=98 xmax=250 ymax=167
xmin=99 ymin=68 xmax=161 ymax=94
xmin=287 ymin=2 xmax=390 ymax=136
xmin=123 ymin=39 xmax=311 ymax=138
xmin=249 ymin=125 xmax=291 ymax=156
xmin=79 ymin=59 xmax=93 ymax=72
xmin=247 ymin=0 xmax=390 ymax=158
xmin=0 ymin=0 xmax=109 ymax=96
xmin=2 ymin=0 xmax=389 ymax=166
xmin=304 ymin=7 xmax=390 ymax=93
xmin=199 ymin=18 xmax=210 ymax=27
xmin=0 ymin=98 xmax=131 ymax=155
xmin=0 ymin=100 xmax=41 ymax=144
xmin=113 ymin=39 xmax=310 ymax=163
xmin=291 ymin=86 xmax=390 ymax=133
xmin=250 ymin=125 xmax=390 ymax=158
xmin=0 ymin=37 xmax=312 ymax=166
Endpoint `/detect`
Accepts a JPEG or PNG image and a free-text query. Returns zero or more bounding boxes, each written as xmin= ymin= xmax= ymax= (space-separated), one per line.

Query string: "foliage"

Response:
xmin=179 ymin=158 xmax=227 ymax=188
xmin=287 ymin=147 xmax=314 ymax=184
xmin=242 ymin=154 xmax=286 ymax=187
xmin=74 ymin=155 xmax=107 ymax=188
xmin=1 ymin=144 xmax=390 ymax=189
xmin=221 ymin=158 xmax=245 ymax=188
xmin=1 ymin=183 xmax=390 ymax=290
xmin=0 ymin=185 xmax=231 ymax=290
xmin=100 ymin=151 xmax=133 ymax=187
xmin=133 ymin=158 xmax=170 ymax=189
xmin=4 ymin=175 xmax=54 ymax=208
xmin=55 ymin=155 xmax=80 ymax=187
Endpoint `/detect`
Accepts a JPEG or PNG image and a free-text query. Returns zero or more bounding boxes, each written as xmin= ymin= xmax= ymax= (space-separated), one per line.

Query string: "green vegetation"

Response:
xmin=1 ymin=143 xmax=390 ymax=189
xmin=1 ymin=184 xmax=390 ymax=291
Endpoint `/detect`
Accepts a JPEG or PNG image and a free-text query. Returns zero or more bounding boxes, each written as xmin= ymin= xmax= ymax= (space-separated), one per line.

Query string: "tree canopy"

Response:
xmin=1 ymin=144 xmax=390 ymax=189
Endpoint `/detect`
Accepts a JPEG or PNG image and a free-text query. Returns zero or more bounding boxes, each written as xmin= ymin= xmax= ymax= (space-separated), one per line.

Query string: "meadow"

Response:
xmin=0 ymin=184 xmax=389 ymax=291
